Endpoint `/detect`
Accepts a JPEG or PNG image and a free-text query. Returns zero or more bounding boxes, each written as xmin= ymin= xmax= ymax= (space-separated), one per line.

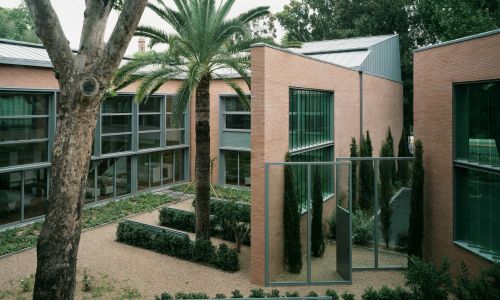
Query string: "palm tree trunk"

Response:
xmin=195 ymin=75 xmax=211 ymax=241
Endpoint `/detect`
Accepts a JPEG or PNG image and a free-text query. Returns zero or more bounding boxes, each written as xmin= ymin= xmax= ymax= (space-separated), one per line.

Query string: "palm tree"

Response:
xmin=113 ymin=0 xmax=269 ymax=241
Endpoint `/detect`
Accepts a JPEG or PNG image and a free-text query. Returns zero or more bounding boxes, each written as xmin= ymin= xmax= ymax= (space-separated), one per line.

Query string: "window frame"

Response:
xmin=221 ymin=95 xmax=251 ymax=133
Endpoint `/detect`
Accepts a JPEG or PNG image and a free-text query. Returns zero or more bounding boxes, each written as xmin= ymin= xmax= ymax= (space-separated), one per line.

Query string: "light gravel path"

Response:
xmin=0 ymin=196 xmax=405 ymax=299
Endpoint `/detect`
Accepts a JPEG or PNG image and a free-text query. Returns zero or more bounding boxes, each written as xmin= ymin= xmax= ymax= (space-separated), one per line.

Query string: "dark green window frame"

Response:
xmin=453 ymin=80 xmax=500 ymax=261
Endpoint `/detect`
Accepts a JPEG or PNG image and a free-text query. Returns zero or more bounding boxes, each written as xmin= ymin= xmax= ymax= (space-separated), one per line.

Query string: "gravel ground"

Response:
xmin=0 ymin=197 xmax=406 ymax=299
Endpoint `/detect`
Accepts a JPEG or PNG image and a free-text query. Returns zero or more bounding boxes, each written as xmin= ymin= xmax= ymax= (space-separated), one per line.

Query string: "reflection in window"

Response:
xmin=222 ymin=96 xmax=250 ymax=131
xmin=139 ymin=97 xmax=162 ymax=150
xmin=97 ymin=159 xmax=115 ymax=201
xmin=101 ymin=96 xmax=132 ymax=154
xmin=23 ymin=169 xmax=47 ymax=220
xmin=223 ymin=150 xmax=251 ymax=187
xmin=0 ymin=172 xmax=22 ymax=225
xmin=166 ymin=95 xmax=186 ymax=146
xmin=115 ymin=156 xmax=131 ymax=197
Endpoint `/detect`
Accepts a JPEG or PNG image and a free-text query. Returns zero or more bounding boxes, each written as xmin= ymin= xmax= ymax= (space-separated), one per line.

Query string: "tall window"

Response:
xmin=0 ymin=94 xmax=50 ymax=168
xmin=222 ymin=96 xmax=250 ymax=131
xmin=454 ymin=80 xmax=500 ymax=260
xmin=222 ymin=150 xmax=251 ymax=187
xmin=101 ymin=96 xmax=132 ymax=154
xmin=138 ymin=97 xmax=162 ymax=149
xmin=165 ymin=95 xmax=186 ymax=146
xmin=289 ymin=88 xmax=334 ymax=210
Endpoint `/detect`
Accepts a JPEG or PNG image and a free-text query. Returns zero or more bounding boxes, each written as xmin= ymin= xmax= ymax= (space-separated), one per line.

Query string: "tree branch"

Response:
xmin=25 ymin=0 xmax=75 ymax=79
xmin=79 ymin=0 xmax=113 ymax=55
xmin=99 ymin=0 xmax=148 ymax=75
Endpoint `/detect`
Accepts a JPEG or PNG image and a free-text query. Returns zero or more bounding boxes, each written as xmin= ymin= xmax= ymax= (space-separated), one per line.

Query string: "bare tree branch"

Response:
xmin=79 ymin=0 xmax=113 ymax=56
xmin=99 ymin=0 xmax=149 ymax=74
xmin=25 ymin=0 xmax=75 ymax=80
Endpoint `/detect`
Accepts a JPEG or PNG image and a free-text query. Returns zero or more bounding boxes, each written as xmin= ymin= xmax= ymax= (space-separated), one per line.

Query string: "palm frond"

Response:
xmin=237 ymin=6 xmax=270 ymax=24
xmin=135 ymin=67 xmax=184 ymax=103
xmin=135 ymin=25 xmax=169 ymax=45
xmin=214 ymin=74 xmax=250 ymax=111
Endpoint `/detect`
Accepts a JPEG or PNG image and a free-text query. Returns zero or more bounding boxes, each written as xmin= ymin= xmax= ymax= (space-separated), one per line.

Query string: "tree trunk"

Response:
xmin=195 ymin=75 xmax=211 ymax=241
xmin=33 ymin=88 xmax=103 ymax=300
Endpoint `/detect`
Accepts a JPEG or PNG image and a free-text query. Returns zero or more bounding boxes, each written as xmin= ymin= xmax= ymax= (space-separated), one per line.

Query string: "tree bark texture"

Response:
xmin=195 ymin=75 xmax=212 ymax=241
xmin=24 ymin=1 xmax=148 ymax=299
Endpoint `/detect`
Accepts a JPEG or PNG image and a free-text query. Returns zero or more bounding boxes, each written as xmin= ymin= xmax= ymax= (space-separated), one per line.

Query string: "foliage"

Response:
xmin=175 ymin=292 xmax=210 ymax=299
xmin=397 ymin=128 xmax=411 ymax=186
xmin=265 ymin=289 xmax=280 ymax=298
xmin=159 ymin=207 xmax=197 ymax=232
xmin=0 ymin=193 xmax=171 ymax=257
xmin=352 ymin=210 xmax=373 ymax=246
xmin=285 ymin=291 xmax=300 ymax=297
xmin=395 ymin=232 xmax=408 ymax=253
xmin=231 ymin=290 xmax=243 ymax=298
xmin=328 ymin=212 xmax=337 ymax=240
xmin=0 ymin=4 xmax=39 ymax=43
xmin=283 ymin=152 xmax=303 ymax=274
xmin=82 ymin=268 xmax=92 ymax=292
xmin=307 ymin=291 xmax=319 ymax=297
xmin=249 ymin=288 xmax=266 ymax=298
xmin=325 ymin=289 xmax=339 ymax=300
xmin=361 ymin=286 xmax=411 ymax=300
xmin=386 ymin=127 xmax=396 ymax=185
xmin=19 ymin=275 xmax=33 ymax=293
xmin=359 ymin=131 xmax=374 ymax=211
xmin=408 ymin=140 xmax=424 ymax=258
xmin=350 ymin=138 xmax=359 ymax=208
xmin=115 ymin=221 xmax=239 ymax=271
xmin=215 ymin=294 xmax=227 ymax=299
xmin=311 ymin=167 xmax=326 ymax=257
xmin=171 ymin=184 xmax=251 ymax=203
xmin=405 ymin=257 xmax=452 ymax=300
xmin=379 ymin=132 xmax=394 ymax=248
xmin=156 ymin=292 xmax=173 ymax=300
xmin=453 ymin=262 xmax=500 ymax=300
xmin=341 ymin=292 xmax=355 ymax=300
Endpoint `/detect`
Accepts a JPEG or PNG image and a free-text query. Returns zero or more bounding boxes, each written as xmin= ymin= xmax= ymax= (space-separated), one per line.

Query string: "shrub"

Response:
xmin=175 ymin=292 xmax=209 ymax=299
xmin=311 ymin=167 xmax=325 ymax=257
xmin=453 ymin=262 xmax=500 ymax=300
xmin=155 ymin=292 xmax=173 ymax=300
xmin=285 ymin=291 xmax=300 ymax=297
xmin=396 ymin=128 xmax=410 ymax=186
xmin=283 ymin=152 xmax=303 ymax=274
xmin=193 ymin=239 xmax=216 ymax=263
xmin=306 ymin=291 xmax=319 ymax=297
xmin=408 ymin=140 xmax=424 ymax=259
xmin=359 ymin=131 xmax=374 ymax=211
xmin=379 ymin=136 xmax=394 ymax=248
xmin=231 ymin=290 xmax=243 ymax=298
xmin=341 ymin=292 xmax=355 ymax=300
xmin=82 ymin=268 xmax=92 ymax=292
xmin=405 ymin=257 xmax=451 ymax=300
xmin=215 ymin=294 xmax=227 ymax=299
xmin=116 ymin=221 xmax=239 ymax=271
xmin=265 ymin=289 xmax=280 ymax=297
xmin=159 ymin=207 xmax=197 ymax=232
xmin=249 ymin=288 xmax=265 ymax=298
xmin=350 ymin=138 xmax=359 ymax=208
xmin=213 ymin=243 xmax=240 ymax=272
xmin=395 ymin=232 xmax=408 ymax=252
xmin=325 ymin=289 xmax=339 ymax=300
xmin=328 ymin=212 xmax=336 ymax=240
xmin=352 ymin=210 xmax=372 ymax=246
xmin=361 ymin=286 xmax=411 ymax=300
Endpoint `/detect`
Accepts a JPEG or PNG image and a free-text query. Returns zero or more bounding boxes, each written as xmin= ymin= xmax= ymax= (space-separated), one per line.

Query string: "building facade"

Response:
xmin=414 ymin=29 xmax=500 ymax=274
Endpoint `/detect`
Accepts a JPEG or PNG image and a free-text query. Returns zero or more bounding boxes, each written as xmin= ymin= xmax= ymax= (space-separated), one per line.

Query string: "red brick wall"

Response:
xmin=414 ymin=32 xmax=500 ymax=275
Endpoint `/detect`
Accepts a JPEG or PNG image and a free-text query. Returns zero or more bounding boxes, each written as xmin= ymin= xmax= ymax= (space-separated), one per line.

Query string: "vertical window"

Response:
xmin=23 ymin=168 xmax=48 ymax=220
xmin=101 ymin=96 xmax=132 ymax=154
xmin=223 ymin=150 xmax=251 ymax=187
xmin=0 ymin=94 xmax=50 ymax=168
xmin=454 ymin=81 xmax=500 ymax=260
xmin=289 ymin=88 xmax=334 ymax=210
xmin=97 ymin=158 xmax=115 ymax=201
xmin=0 ymin=172 xmax=22 ymax=225
xmin=165 ymin=96 xmax=186 ymax=146
xmin=139 ymin=97 xmax=162 ymax=149
xmin=222 ymin=96 xmax=250 ymax=131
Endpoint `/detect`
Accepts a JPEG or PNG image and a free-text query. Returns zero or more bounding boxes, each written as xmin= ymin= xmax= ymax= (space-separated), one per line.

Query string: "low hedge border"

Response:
xmin=155 ymin=289 xmax=340 ymax=300
xmin=116 ymin=220 xmax=239 ymax=272
xmin=159 ymin=206 xmax=250 ymax=246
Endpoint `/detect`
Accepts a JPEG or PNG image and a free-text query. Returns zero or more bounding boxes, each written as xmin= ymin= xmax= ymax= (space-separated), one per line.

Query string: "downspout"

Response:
xmin=359 ymin=70 xmax=364 ymax=142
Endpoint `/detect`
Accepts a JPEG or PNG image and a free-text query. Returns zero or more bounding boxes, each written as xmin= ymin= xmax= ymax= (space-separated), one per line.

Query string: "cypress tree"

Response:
xmin=408 ymin=140 xmax=424 ymax=259
xmin=359 ymin=131 xmax=374 ymax=211
xmin=379 ymin=140 xmax=394 ymax=249
xmin=397 ymin=128 xmax=411 ymax=186
xmin=350 ymin=138 xmax=359 ymax=209
xmin=311 ymin=167 xmax=325 ymax=257
xmin=386 ymin=127 xmax=397 ymax=185
xmin=283 ymin=152 xmax=302 ymax=273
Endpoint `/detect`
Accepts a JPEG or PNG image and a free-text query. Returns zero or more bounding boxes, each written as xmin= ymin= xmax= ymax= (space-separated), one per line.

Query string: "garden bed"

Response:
xmin=170 ymin=184 xmax=251 ymax=203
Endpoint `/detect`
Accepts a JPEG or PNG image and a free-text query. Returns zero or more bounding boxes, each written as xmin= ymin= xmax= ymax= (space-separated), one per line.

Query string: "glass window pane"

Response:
xmin=102 ymin=96 xmax=132 ymax=113
xmin=225 ymin=115 xmax=250 ymax=130
xmin=139 ymin=115 xmax=161 ymax=131
xmin=0 ymin=142 xmax=48 ymax=168
xmin=163 ymin=150 xmax=174 ymax=184
xmin=137 ymin=154 xmax=150 ymax=191
xmin=175 ymin=149 xmax=185 ymax=182
xmin=239 ymin=151 xmax=251 ymax=187
xmin=151 ymin=152 xmax=161 ymax=188
xmin=166 ymin=129 xmax=185 ymax=146
xmin=0 ymin=94 xmax=49 ymax=116
xmin=85 ymin=162 xmax=96 ymax=203
xmin=224 ymin=151 xmax=239 ymax=185
xmin=0 ymin=118 xmax=48 ymax=142
xmin=165 ymin=96 xmax=174 ymax=113
xmin=224 ymin=97 xmax=248 ymax=112
xmin=166 ymin=114 xmax=185 ymax=129
xmin=97 ymin=159 xmax=115 ymax=201
xmin=139 ymin=97 xmax=161 ymax=113
xmin=115 ymin=156 xmax=131 ymax=196
xmin=455 ymin=82 xmax=500 ymax=166
xmin=0 ymin=171 xmax=22 ymax=225
xmin=101 ymin=135 xmax=131 ymax=154
xmin=139 ymin=132 xmax=161 ymax=149
xmin=24 ymin=168 xmax=48 ymax=219
xmin=102 ymin=115 xmax=131 ymax=134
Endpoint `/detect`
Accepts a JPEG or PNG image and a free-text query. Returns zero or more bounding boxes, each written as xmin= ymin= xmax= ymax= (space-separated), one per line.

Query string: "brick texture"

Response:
xmin=414 ymin=32 xmax=500 ymax=275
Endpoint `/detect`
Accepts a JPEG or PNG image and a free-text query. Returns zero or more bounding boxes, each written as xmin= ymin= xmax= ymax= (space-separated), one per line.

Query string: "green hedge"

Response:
xmin=116 ymin=221 xmax=239 ymax=272
xmin=156 ymin=289 xmax=338 ymax=300
xmin=159 ymin=200 xmax=251 ymax=245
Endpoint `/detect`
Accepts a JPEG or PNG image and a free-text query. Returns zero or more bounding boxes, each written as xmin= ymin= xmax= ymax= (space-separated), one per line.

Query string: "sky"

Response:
xmin=0 ymin=0 xmax=291 ymax=55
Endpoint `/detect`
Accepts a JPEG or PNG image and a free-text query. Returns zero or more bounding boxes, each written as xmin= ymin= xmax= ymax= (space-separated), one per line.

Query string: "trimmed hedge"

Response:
xmin=116 ymin=220 xmax=239 ymax=272
xmin=159 ymin=200 xmax=251 ymax=245
xmin=156 ymin=289 xmax=338 ymax=300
